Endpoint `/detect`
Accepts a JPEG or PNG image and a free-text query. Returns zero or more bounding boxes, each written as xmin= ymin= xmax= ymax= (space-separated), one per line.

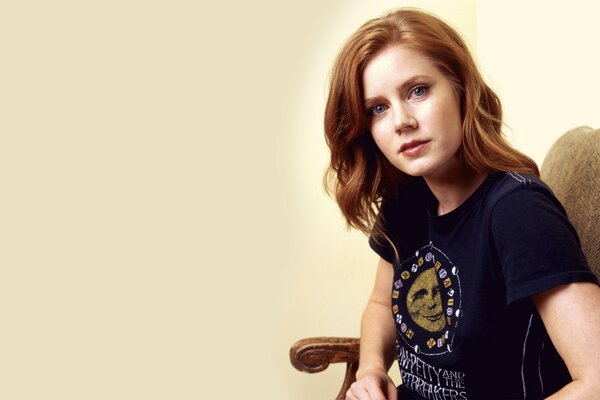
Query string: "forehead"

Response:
xmin=362 ymin=45 xmax=441 ymax=95
xmin=409 ymin=268 xmax=438 ymax=291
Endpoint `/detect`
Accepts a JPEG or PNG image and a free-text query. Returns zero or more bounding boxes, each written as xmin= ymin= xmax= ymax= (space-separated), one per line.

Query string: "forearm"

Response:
xmin=534 ymin=283 xmax=600 ymax=400
xmin=545 ymin=379 xmax=600 ymax=399
xmin=356 ymin=299 xmax=396 ymax=379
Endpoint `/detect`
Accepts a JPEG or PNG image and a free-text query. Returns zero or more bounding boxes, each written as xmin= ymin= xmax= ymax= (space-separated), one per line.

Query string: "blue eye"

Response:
xmin=411 ymin=85 xmax=429 ymax=98
xmin=370 ymin=104 xmax=387 ymax=116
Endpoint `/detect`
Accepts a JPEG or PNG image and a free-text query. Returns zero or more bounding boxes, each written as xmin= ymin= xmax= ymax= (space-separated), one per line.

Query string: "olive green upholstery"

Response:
xmin=541 ymin=126 xmax=600 ymax=276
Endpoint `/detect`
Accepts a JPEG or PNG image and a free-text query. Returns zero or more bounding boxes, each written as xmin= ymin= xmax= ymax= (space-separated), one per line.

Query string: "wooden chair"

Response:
xmin=289 ymin=126 xmax=600 ymax=400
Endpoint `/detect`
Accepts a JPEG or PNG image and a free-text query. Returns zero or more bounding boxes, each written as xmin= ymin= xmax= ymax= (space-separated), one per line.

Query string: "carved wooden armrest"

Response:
xmin=290 ymin=337 xmax=360 ymax=400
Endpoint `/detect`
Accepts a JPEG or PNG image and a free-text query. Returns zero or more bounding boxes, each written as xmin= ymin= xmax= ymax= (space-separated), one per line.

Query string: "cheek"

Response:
xmin=370 ymin=121 xmax=394 ymax=151
xmin=371 ymin=135 xmax=385 ymax=155
xmin=439 ymin=98 xmax=463 ymax=139
xmin=430 ymin=91 xmax=462 ymax=126
xmin=431 ymin=110 xmax=462 ymax=148
xmin=370 ymin=130 xmax=386 ymax=153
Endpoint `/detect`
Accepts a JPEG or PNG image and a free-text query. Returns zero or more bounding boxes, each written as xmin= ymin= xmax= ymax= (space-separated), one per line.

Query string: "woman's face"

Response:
xmin=362 ymin=44 xmax=463 ymax=181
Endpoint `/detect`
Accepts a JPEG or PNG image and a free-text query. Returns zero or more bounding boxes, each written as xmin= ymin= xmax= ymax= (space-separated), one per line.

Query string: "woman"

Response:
xmin=323 ymin=8 xmax=600 ymax=400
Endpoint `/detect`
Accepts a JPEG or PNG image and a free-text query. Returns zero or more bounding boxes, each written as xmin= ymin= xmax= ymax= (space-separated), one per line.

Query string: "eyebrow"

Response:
xmin=363 ymin=75 xmax=430 ymax=106
xmin=412 ymin=288 xmax=428 ymax=300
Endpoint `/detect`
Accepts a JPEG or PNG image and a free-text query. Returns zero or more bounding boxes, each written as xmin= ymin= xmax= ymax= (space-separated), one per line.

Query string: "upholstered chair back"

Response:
xmin=541 ymin=126 xmax=600 ymax=278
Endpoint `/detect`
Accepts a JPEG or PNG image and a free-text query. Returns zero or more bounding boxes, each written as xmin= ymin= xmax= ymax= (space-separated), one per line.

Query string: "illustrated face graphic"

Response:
xmin=406 ymin=268 xmax=446 ymax=332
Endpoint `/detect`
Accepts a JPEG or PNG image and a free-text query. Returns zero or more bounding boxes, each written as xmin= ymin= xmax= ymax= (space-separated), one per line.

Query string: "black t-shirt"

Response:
xmin=369 ymin=172 xmax=598 ymax=400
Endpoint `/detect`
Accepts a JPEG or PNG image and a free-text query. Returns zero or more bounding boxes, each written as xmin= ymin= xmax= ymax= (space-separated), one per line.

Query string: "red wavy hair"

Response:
xmin=324 ymin=8 xmax=538 ymax=243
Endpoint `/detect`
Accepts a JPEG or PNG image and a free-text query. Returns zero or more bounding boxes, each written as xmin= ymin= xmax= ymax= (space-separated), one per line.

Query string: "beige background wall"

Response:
xmin=476 ymin=0 xmax=600 ymax=164
xmin=1 ymin=1 xmax=598 ymax=399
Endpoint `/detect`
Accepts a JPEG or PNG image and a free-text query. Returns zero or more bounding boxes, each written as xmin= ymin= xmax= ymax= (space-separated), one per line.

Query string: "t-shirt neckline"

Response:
xmin=427 ymin=173 xmax=498 ymax=225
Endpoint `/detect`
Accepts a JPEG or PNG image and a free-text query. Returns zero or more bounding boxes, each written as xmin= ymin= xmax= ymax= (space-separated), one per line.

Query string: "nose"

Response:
xmin=393 ymin=103 xmax=417 ymax=133
xmin=426 ymin=294 xmax=438 ymax=309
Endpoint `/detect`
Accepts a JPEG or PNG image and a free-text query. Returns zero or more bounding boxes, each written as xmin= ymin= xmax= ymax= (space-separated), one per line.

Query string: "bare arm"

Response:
xmin=346 ymin=257 xmax=397 ymax=400
xmin=358 ymin=257 xmax=397 ymax=377
xmin=532 ymin=282 xmax=600 ymax=399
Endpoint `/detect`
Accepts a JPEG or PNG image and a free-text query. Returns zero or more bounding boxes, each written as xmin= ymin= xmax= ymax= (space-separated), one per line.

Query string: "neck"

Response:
xmin=424 ymin=163 xmax=488 ymax=216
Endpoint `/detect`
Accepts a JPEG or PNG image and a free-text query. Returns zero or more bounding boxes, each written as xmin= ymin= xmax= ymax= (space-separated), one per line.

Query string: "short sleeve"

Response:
xmin=369 ymin=200 xmax=397 ymax=264
xmin=491 ymin=183 xmax=598 ymax=304
xmin=369 ymin=236 xmax=394 ymax=264
xmin=369 ymin=233 xmax=395 ymax=264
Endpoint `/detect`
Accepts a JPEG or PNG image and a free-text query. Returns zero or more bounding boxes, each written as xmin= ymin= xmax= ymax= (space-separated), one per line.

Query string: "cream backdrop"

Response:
xmin=1 ymin=1 xmax=598 ymax=400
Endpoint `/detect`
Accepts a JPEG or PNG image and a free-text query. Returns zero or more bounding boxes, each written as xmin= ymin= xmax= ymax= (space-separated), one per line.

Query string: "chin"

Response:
xmin=390 ymin=159 xmax=438 ymax=178
xmin=401 ymin=162 xmax=452 ymax=180
xmin=397 ymin=166 xmax=437 ymax=178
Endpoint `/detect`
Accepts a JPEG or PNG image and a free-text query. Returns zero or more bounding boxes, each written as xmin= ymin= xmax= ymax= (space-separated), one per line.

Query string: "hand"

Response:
xmin=345 ymin=370 xmax=397 ymax=400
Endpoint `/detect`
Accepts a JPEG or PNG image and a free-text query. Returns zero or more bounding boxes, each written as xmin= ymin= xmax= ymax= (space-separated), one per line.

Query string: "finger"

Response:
xmin=347 ymin=381 xmax=369 ymax=400
xmin=385 ymin=381 xmax=398 ymax=400
xmin=362 ymin=377 xmax=387 ymax=400
xmin=345 ymin=385 xmax=361 ymax=400
xmin=345 ymin=388 xmax=357 ymax=400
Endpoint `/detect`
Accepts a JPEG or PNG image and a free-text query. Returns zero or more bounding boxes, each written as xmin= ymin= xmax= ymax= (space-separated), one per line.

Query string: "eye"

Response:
xmin=409 ymin=85 xmax=429 ymax=99
xmin=412 ymin=288 xmax=427 ymax=301
xmin=369 ymin=104 xmax=388 ymax=116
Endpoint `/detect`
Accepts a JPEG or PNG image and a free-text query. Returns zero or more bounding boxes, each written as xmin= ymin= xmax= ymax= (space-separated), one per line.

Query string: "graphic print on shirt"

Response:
xmin=393 ymin=242 xmax=463 ymax=356
xmin=393 ymin=243 xmax=468 ymax=399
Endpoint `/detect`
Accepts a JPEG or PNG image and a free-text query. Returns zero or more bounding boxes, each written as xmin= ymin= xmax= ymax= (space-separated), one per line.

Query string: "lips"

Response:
xmin=399 ymin=140 xmax=430 ymax=157
xmin=400 ymin=140 xmax=430 ymax=153
xmin=423 ymin=312 xmax=444 ymax=322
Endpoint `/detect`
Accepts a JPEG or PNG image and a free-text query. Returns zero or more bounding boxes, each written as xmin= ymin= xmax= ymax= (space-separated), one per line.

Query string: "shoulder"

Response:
xmin=484 ymin=172 xmax=566 ymax=219
xmin=486 ymin=173 xmax=595 ymax=304
xmin=486 ymin=172 xmax=556 ymax=202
